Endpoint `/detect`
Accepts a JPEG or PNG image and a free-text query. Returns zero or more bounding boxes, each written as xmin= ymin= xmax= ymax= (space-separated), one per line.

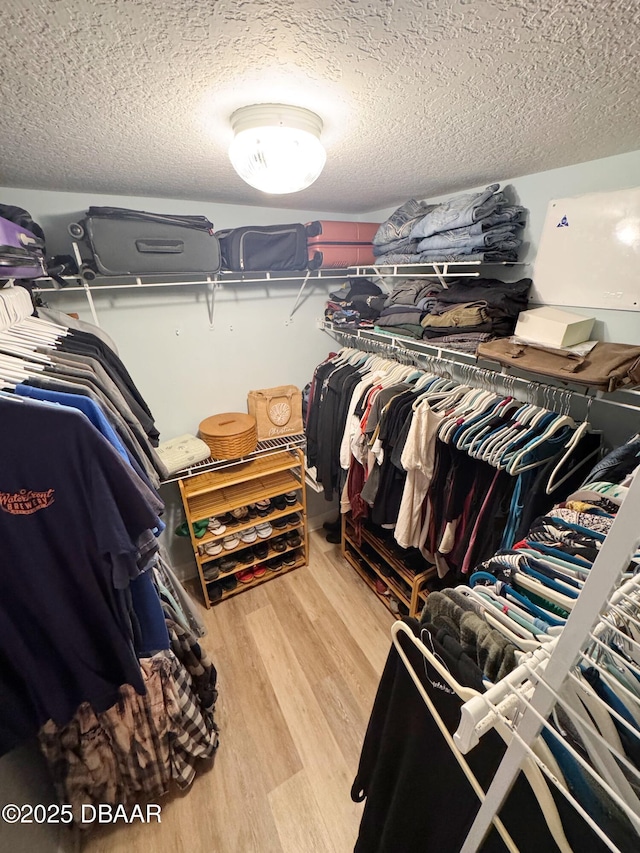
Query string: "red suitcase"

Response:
xmin=306 ymin=220 xmax=379 ymax=268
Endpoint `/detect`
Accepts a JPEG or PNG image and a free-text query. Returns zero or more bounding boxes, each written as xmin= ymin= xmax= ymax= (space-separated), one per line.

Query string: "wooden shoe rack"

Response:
xmin=177 ymin=449 xmax=308 ymax=607
xmin=342 ymin=511 xmax=435 ymax=618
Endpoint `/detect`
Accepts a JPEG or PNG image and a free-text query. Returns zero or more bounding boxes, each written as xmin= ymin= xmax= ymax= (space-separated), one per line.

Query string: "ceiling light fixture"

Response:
xmin=228 ymin=104 xmax=326 ymax=195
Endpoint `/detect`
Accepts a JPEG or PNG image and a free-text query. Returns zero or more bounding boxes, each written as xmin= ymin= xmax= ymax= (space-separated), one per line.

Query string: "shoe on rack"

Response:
xmin=204 ymin=564 xmax=221 ymax=581
xmin=325 ymin=530 xmax=341 ymax=545
xmin=231 ymin=506 xmax=249 ymax=520
xmin=271 ymin=536 xmax=287 ymax=553
xmin=282 ymin=551 xmax=297 ymax=567
xmin=204 ymin=541 xmax=223 ymax=557
xmin=285 ymin=512 xmax=302 ymax=526
xmin=256 ymin=522 xmax=273 ymax=539
xmin=222 ymin=534 xmax=240 ymax=550
xmin=237 ymin=568 xmax=255 ymax=584
xmin=272 ymin=516 xmax=287 ymax=530
xmin=284 ymin=491 xmax=298 ymax=506
xmin=240 ymin=526 xmax=258 ymax=544
xmin=285 ymin=534 xmax=302 ymax=548
xmin=253 ymin=543 xmax=269 ymax=560
xmin=247 ymin=504 xmax=259 ymax=518
xmin=272 ymin=495 xmax=287 ymax=511
xmin=207 ymin=517 xmax=227 ymax=535
xmin=253 ymin=564 xmax=267 ymax=579
xmin=220 ymin=575 xmax=238 ymax=592
xmin=374 ymin=578 xmax=388 ymax=595
xmin=238 ymin=549 xmax=254 ymax=564
xmin=255 ymin=499 xmax=272 ymax=516
xmin=207 ymin=581 xmax=223 ymax=602
xmin=267 ymin=556 xmax=283 ymax=572
xmin=219 ymin=556 xmax=238 ymax=573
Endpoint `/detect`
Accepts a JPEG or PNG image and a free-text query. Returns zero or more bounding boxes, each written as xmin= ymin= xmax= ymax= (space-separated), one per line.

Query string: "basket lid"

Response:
xmin=199 ymin=412 xmax=256 ymax=438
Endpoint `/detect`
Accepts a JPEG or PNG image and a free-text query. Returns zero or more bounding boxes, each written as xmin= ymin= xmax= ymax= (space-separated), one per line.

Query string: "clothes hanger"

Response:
xmin=460 ymin=585 xmax=554 ymax=636
xmin=545 ymin=415 xmax=603 ymax=494
xmin=455 ymin=397 xmax=518 ymax=454
xmin=506 ymin=414 xmax=577 ymax=476
xmin=561 ymin=675 xmax=640 ymax=815
xmin=493 ymin=411 xmax=562 ymax=472
xmin=469 ymin=573 xmax=567 ymax=628
xmin=391 ymin=621 xmax=573 ymax=853
xmin=457 ymin=586 xmax=543 ymax=650
xmin=480 ymin=403 xmax=542 ymax=468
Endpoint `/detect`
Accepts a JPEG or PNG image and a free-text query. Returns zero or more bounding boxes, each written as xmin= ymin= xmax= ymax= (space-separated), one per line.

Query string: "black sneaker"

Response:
xmin=282 ymin=551 xmax=297 ymax=566
xmin=219 ymin=556 xmax=238 ymax=573
xmin=285 ymin=512 xmax=302 ymax=526
xmin=272 ymin=516 xmax=287 ymax=530
xmin=272 ymin=495 xmax=287 ymax=511
xmin=267 ymin=556 xmax=283 ymax=572
xmin=284 ymin=491 xmax=298 ymax=505
xmin=253 ymin=543 xmax=269 ymax=560
xmin=207 ymin=581 xmax=223 ymax=602
xmin=286 ymin=534 xmax=302 ymax=548
xmin=238 ymin=550 xmax=254 ymax=565
xmin=271 ymin=536 xmax=287 ymax=552
xmin=220 ymin=575 xmax=238 ymax=592
xmin=247 ymin=504 xmax=259 ymax=518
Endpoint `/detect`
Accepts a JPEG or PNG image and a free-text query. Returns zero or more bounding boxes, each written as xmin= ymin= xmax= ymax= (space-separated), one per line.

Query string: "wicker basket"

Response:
xmin=198 ymin=412 xmax=258 ymax=459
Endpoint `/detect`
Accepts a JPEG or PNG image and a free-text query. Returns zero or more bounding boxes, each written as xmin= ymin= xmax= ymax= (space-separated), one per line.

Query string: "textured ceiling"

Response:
xmin=1 ymin=0 xmax=639 ymax=213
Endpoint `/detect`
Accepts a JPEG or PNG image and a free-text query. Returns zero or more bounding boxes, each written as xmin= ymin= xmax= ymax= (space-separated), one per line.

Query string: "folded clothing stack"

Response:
xmin=375 ymin=279 xmax=444 ymax=340
xmin=374 ymin=276 xmax=532 ymax=352
xmin=372 ymin=184 xmax=527 ymax=264
xmin=325 ymin=278 xmax=385 ymax=329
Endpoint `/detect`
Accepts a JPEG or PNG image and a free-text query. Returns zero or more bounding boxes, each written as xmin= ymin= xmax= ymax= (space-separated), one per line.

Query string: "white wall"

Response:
xmin=367 ymin=149 xmax=640 ymax=344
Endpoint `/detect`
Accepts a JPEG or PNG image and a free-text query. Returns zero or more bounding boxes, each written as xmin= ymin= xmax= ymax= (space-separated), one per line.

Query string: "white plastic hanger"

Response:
xmin=506 ymin=414 xmax=576 ymax=475
xmin=545 ymin=421 xmax=602 ymax=495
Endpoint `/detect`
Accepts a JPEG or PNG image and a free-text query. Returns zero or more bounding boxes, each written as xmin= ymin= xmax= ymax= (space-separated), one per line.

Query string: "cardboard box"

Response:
xmin=514 ymin=306 xmax=595 ymax=348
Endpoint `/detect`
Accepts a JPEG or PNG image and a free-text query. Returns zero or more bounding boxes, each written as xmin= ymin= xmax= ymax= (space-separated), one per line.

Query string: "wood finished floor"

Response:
xmin=83 ymin=531 xmax=394 ymax=853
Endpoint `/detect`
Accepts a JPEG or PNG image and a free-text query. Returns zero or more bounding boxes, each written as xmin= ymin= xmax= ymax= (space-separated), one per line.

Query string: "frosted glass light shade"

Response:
xmin=229 ymin=104 xmax=326 ymax=195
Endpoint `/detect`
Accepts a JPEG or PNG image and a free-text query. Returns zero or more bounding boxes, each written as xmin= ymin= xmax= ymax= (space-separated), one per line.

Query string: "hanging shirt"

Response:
xmin=0 ymin=398 xmax=161 ymax=754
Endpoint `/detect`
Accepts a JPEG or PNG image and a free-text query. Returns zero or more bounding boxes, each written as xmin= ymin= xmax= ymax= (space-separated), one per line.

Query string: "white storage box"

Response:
xmin=514 ymin=306 xmax=595 ymax=348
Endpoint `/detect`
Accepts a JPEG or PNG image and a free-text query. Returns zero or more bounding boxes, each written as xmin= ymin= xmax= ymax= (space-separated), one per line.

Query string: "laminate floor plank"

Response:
xmin=268 ymin=770 xmax=337 ymax=853
xmin=83 ymin=531 xmax=393 ymax=853
xmin=313 ymin=671 xmax=371 ymax=772
xmin=247 ymin=603 xmax=364 ymax=853
xmin=211 ymin=596 xmax=303 ymax=794
xmin=308 ymin=545 xmax=395 ymax=674
xmin=284 ymin=566 xmax=389 ymax=716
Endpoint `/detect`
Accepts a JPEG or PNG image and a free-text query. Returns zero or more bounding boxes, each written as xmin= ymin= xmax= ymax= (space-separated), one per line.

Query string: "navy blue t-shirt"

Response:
xmin=0 ymin=397 xmax=160 ymax=754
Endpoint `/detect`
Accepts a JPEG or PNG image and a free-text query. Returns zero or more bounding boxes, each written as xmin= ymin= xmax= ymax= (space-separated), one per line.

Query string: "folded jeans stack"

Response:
xmin=373 ymin=184 xmax=527 ymax=264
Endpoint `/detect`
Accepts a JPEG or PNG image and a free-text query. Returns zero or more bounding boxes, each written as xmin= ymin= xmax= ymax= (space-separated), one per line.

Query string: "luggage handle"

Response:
xmin=135 ymin=239 xmax=184 ymax=254
xmin=18 ymin=232 xmax=45 ymax=250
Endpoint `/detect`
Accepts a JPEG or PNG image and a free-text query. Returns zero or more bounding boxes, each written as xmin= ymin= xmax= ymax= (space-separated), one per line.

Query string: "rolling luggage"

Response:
xmin=306 ymin=220 xmax=379 ymax=268
xmin=217 ymin=223 xmax=309 ymax=272
xmin=69 ymin=207 xmax=220 ymax=279
xmin=0 ymin=205 xmax=47 ymax=279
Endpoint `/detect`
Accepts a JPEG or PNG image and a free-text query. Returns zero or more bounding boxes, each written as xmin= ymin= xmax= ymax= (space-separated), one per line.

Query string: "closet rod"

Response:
xmin=324 ymin=323 xmax=640 ymax=414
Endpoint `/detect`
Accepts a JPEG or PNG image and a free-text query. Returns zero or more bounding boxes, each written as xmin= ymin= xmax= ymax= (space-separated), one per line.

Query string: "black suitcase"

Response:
xmin=69 ymin=207 xmax=221 ymax=279
xmin=217 ymin=223 xmax=309 ymax=272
